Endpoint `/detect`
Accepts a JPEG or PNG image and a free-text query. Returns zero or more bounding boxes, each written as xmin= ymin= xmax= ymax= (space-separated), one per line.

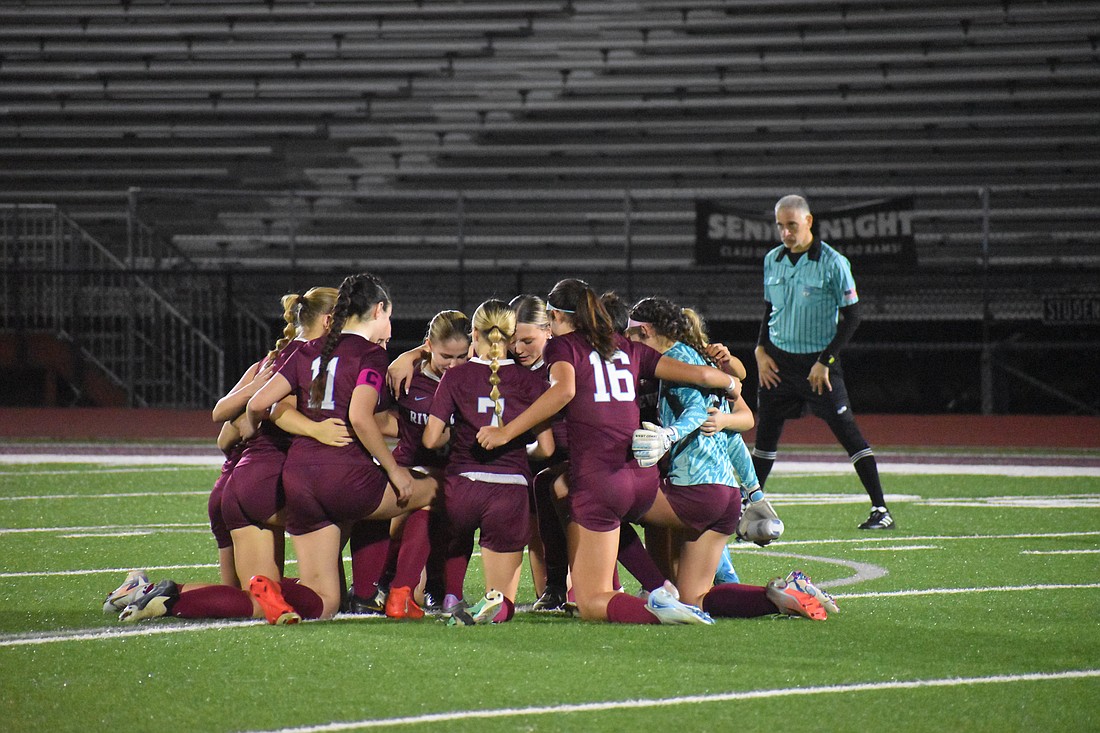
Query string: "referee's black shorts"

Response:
xmin=757 ymin=345 xmax=853 ymax=421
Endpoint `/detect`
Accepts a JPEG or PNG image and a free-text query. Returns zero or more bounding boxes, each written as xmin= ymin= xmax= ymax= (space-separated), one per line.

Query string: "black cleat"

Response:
xmin=858 ymin=508 xmax=896 ymax=530
xmin=346 ymin=589 xmax=386 ymax=615
xmin=532 ymin=585 xmax=568 ymax=612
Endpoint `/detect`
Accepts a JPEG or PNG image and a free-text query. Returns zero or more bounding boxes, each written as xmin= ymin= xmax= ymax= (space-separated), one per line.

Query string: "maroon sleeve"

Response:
xmin=428 ymin=368 xmax=458 ymax=424
xmin=629 ymin=338 xmax=664 ymax=381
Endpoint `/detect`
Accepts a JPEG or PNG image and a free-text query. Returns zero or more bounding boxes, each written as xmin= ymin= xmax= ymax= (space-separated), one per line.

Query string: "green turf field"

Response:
xmin=1 ymin=455 xmax=1098 ymax=732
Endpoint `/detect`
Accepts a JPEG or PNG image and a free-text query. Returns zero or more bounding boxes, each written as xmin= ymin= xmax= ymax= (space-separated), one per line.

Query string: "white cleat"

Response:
xmin=103 ymin=569 xmax=150 ymax=613
xmin=645 ymin=585 xmax=715 ymax=625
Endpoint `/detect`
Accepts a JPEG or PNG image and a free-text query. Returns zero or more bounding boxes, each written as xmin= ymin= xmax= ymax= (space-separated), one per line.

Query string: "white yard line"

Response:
xmin=0 ymin=466 xmax=206 ymax=476
xmin=237 ymin=670 xmax=1100 ymax=733
xmin=2 ymin=581 xmax=1095 ymax=648
xmin=0 ymin=491 xmax=208 ymax=501
xmin=1021 ymin=549 xmax=1100 ymax=555
xmin=839 ymin=582 xmax=1100 ymax=599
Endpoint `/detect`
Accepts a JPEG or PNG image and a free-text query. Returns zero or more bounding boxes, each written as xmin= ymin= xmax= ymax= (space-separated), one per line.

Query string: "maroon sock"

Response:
xmin=172 ymin=585 xmax=253 ymax=619
xmin=701 ymin=583 xmax=775 ymax=618
xmin=492 ymin=595 xmax=516 ymax=623
xmin=616 ymin=524 xmax=665 ymax=592
xmin=606 ymin=592 xmax=660 ymax=624
xmin=279 ymin=579 xmax=324 ymax=620
xmin=378 ymin=533 xmax=401 ymax=590
xmin=392 ymin=510 xmax=431 ymax=589
xmin=533 ymin=471 xmax=569 ymax=588
xmin=349 ymin=519 xmax=391 ymax=598
xmin=443 ymin=554 xmax=470 ymax=599
xmin=425 ymin=509 xmax=450 ymax=598
xmin=444 ymin=530 xmax=474 ymax=599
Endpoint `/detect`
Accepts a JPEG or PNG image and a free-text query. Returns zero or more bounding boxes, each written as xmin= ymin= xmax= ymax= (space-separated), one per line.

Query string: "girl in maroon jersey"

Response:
xmin=476 ymin=279 xmax=741 ymax=625
xmin=241 ymin=272 xmax=440 ymax=621
xmin=507 ymin=293 xmax=571 ymax=608
xmin=363 ymin=310 xmax=472 ymax=618
xmin=423 ymin=299 xmax=555 ymax=624
xmin=105 ymin=288 xmax=353 ymax=624
xmin=212 ymin=287 xmax=347 ymax=589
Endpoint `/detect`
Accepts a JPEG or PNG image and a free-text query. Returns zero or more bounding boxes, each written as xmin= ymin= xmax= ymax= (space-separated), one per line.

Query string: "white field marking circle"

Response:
xmin=235 ymin=670 xmax=1100 ymax=733
xmin=751 ymin=550 xmax=888 ymax=588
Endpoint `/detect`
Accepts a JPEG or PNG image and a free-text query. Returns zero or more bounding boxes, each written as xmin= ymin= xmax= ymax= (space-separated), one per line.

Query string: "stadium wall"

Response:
xmin=0 ymin=408 xmax=1096 ymax=450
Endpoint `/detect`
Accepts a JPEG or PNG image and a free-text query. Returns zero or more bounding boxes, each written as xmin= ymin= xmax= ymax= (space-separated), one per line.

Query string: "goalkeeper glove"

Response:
xmin=631 ymin=421 xmax=677 ymax=468
xmin=737 ymin=490 xmax=784 ymax=547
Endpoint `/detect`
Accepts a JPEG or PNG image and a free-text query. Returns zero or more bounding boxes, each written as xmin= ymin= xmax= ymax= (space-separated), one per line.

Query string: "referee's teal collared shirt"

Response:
xmin=763 ymin=238 xmax=859 ymax=354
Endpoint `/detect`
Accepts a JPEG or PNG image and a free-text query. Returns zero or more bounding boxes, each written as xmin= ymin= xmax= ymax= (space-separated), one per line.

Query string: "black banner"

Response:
xmin=695 ymin=197 xmax=918 ymax=269
xmin=1042 ymin=294 xmax=1100 ymax=324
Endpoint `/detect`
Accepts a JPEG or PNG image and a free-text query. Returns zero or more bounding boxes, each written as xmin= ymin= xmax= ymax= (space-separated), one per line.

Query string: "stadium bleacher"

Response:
xmin=1 ymin=0 xmax=1098 ymax=322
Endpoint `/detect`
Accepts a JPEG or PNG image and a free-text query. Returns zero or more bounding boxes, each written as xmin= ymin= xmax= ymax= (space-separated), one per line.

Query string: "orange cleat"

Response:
xmin=249 ymin=575 xmax=301 ymax=625
xmin=765 ymin=577 xmax=828 ymax=620
xmin=384 ymin=585 xmax=425 ymax=620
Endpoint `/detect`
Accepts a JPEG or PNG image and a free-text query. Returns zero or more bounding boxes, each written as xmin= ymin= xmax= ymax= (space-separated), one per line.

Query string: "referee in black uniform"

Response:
xmin=752 ymin=195 xmax=894 ymax=530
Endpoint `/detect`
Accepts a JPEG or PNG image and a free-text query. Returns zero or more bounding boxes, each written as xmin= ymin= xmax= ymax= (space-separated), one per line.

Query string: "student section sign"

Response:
xmin=695 ymin=197 xmax=918 ymax=268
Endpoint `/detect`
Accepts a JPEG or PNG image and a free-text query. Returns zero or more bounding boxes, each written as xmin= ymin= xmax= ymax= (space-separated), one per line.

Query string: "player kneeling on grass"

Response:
xmin=421 ymin=299 xmax=556 ymax=626
xmin=626 ymin=297 xmax=835 ymax=622
xmin=104 ymin=569 xmax=301 ymax=625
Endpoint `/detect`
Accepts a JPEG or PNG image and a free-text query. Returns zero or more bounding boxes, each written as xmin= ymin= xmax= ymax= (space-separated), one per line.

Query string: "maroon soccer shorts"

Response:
xmin=444 ymin=475 xmax=531 ymax=553
xmin=208 ymin=463 xmax=235 ymax=549
xmin=221 ymin=450 xmax=286 ymax=532
xmin=569 ymin=464 xmax=660 ymax=533
xmin=660 ymin=479 xmax=741 ymax=536
xmin=282 ymin=460 xmax=388 ymax=535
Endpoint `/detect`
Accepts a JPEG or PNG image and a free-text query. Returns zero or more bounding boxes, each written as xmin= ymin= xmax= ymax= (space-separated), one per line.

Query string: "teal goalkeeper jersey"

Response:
xmin=763 ymin=239 xmax=860 ymax=354
xmin=659 ymin=342 xmax=739 ymax=487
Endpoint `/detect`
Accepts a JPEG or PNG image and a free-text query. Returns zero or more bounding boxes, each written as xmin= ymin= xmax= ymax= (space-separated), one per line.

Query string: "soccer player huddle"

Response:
xmin=103 ymin=270 xmax=840 ymax=628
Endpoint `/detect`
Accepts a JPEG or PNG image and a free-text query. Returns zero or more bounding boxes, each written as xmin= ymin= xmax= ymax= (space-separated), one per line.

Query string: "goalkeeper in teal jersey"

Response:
xmin=627 ymin=297 xmax=834 ymax=620
xmin=626 ymin=297 xmax=753 ymax=604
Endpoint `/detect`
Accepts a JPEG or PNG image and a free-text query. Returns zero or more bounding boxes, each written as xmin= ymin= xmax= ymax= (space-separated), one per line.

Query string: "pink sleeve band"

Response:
xmin=357 ymin=368 xmax=384 ymax=391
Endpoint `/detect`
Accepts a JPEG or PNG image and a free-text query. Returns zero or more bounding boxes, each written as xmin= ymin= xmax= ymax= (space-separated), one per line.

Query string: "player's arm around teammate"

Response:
xmin=423 ymin=300 xmax=554 ymax=622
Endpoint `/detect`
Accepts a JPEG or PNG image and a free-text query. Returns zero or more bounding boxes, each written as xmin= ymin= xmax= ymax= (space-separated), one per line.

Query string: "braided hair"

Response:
xmin=471 ymin=299 xmax=516 ymax=425
xmin=267 ymin=287 xmax=338 ymax=364
xmin=629 ymin=296 xmax=716 ymax=366
xmin=546 ymin=279 xmax=617 ymax=361
xmin=309 ymin=272 xmax=391 ymax=410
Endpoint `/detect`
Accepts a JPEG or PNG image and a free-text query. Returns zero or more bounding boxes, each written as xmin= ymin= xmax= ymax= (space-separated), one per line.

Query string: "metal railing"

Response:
xmin=1 ymin=204 xmax=228 ymax=408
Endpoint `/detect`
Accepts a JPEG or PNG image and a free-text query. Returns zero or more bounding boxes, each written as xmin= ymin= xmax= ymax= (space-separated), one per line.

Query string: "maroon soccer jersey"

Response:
xmin=392 ymin=361 xmax=448 ymax=469
xmin=531 ymin=359 xmax=569 ymax=456
xmin=429 ymin=358 xmax=547 ymax=478
xmin=247 ymin=340 xmax=305 ymax=453
xmin=279 ymin=332 xmax=389 ymax=465
xmin=542 ymin=332 xmax=662 ymax=477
